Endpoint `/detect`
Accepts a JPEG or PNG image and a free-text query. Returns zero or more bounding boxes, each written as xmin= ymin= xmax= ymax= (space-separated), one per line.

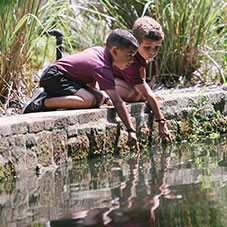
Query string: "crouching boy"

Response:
xmin=113 ymin=17 xmax=173 ymax=144
xmin=22 ymin=28 xmax=140 ymax=150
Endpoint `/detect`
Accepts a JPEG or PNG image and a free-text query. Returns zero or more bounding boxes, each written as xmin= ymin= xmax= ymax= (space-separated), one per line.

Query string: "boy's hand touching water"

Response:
xmin=157 ymin=119 xmax=173 ymax=144
xmin=126 ymin=131 xmax=140 ymax=152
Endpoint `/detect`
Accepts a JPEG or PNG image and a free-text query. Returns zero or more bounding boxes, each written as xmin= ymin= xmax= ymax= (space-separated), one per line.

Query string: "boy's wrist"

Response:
xmin=103 ymin=96 xmax=110 ymax=104
xmin=155 ymin=118 xmax=166 ymax=123
xmin=126 ymin=128 xmax=136 ymax=133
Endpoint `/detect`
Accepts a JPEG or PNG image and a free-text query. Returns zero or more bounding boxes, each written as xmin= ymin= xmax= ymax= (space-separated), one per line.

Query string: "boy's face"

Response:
xmin=138 ymin=39 xmax=162 ymax=61
xmin=111 ymin=46 xmax=137 ymax=70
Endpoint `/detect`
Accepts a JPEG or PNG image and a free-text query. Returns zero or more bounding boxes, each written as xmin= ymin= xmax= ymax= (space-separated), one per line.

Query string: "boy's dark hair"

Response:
xmin=106 ymin=28 xmax=139 ymax=50
xmin=132 ymin=16 xmax=164 ymax=43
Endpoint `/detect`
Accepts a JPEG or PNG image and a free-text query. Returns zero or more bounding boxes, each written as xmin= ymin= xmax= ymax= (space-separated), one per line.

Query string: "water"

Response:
xmin=0 ymin=136 xmax=226 ymax=227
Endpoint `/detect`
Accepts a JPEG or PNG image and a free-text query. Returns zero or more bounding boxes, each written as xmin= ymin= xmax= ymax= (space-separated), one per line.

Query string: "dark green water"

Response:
xmin=0 ymin=136 xmax=226 ymax=227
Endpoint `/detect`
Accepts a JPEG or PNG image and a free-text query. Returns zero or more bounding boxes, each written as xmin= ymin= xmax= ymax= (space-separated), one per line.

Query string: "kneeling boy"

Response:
xmin=22 ymin=29 xmax=140 ymax=150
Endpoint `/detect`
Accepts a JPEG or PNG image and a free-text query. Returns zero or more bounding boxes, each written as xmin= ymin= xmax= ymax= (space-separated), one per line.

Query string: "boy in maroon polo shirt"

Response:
xmin=113 ymin=17 xmax=173 ymax=144
xmin=22 ymin=28 xmax=139 ymax=150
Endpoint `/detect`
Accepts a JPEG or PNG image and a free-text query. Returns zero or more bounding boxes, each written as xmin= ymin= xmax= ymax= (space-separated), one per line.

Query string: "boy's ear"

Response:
xmin=110 ymin=46 xmax=119 ymax=57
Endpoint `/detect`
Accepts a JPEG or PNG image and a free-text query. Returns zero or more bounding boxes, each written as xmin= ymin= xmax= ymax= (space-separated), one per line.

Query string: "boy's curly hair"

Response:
xmin=132 ymin=16 xmax=164 ymax=43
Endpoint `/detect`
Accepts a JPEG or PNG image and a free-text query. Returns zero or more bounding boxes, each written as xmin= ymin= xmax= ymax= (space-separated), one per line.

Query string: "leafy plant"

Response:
xmin=0 ymin=0 xmax=42 ymax=108
xmin=98 ymin=0 xmax=149 ymax=29
xmin=0 ymin=0 xmax=60 ymax=112
xmin=0 ymin=0 xmax=111 ymax=114
xmin=152 ymin=0 xmax=227 ymax=85
xmin=98 ymin=0 xmax=227 ymax=86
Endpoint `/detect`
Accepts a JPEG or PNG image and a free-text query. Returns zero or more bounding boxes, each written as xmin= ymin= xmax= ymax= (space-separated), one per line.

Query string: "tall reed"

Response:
xmin=98 ymin=0 xmax=148 ymax=29
xmin=0 ymin=0 xmax=111 ymax=113
xmin=99 ymin=0 xmax=227 ymax=85
xmin=0 ymin=0 xmax=43 ymax=108
xmin=152 ymin=0 xmax=226 ymax=84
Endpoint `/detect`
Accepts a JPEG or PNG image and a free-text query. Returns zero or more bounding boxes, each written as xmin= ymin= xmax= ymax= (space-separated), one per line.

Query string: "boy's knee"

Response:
xmin=87 ymin=96 xmax=97 ymax=107
xmin=95 ymin=92 xmax=105 ymax=107
xmin=84 ymin=94 xmax=96 ymax=107
xmin=134 ymin=91 xmax=142 ymax=102
xmin=126 ymin=90 xmax=141 ymax=102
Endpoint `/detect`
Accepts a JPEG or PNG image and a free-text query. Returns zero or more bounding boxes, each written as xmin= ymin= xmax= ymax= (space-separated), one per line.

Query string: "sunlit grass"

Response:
xmin=0 ymin=0 xmax=110 ymax=114
xmin=99 ymin=0 xmax=227 ymax=86
xmin=0 ymin=0 xmax=43 ymax=110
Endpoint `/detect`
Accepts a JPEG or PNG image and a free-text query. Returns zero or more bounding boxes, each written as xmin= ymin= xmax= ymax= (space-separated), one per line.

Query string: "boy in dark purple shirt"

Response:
xmin=52 ymin=47 xmax=116 ymax=91
xmin=113 ymin=17 xmax=172 ymax=144
xmin=22 ymin=29 xmax=140 ymax=150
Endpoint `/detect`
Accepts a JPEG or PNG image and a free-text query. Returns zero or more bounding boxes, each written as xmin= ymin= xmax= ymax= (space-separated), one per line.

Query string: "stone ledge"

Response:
xmin=0 ymin=86 xmax=226 ymax=178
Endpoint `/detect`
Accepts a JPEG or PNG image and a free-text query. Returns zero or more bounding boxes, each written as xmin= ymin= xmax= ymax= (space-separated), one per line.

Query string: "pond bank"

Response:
xmin=0 ymin=85 xmax=227 ymax=179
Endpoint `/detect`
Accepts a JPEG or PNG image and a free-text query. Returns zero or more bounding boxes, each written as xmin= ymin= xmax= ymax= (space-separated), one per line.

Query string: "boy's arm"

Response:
xmin=136 ymin=82 xmax=163 ymax=119
xmin=136 ymin=83 xmax=173 ymax=144
xmin=87 ymin=82 xmax=113 ymax=106
xmin=101 ymin=90 xmax=113 ymax=106
xmin=105 ymin=89 xmax=140 ymax=151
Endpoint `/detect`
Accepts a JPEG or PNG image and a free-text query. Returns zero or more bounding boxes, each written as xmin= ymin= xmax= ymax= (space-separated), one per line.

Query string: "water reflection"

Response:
xmin=44 ymin=147 xmax=173 ymax=227
xmin=102 ymin=147 xmax=173 ymax=227
xmin=0 ymin=137 xmax=226 ymax=227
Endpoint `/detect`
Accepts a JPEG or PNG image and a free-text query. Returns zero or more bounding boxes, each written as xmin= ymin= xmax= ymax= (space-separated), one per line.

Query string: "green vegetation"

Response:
xmin=0 ymin=0 xmax=110 ymax=114
xmin=0 ymin=0 xmax=42 ymax=110
xmin=99 ymin=0 xmax=227 ymax=85
xmin=176 ymin=92 xmax=227 ymax=141
xmin=0 ymin=0 xmax=226 ymax=114
xmin=0 ymin=162 xmax=16 ymax=184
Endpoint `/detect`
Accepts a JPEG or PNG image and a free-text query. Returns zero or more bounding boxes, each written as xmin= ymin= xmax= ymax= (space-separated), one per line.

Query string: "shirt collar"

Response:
xmin=104 ymin=48 xmax=113 ymax=66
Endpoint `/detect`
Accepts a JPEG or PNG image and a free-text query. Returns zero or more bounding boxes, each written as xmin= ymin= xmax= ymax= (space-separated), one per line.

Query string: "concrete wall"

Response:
xmin=0 ymin=86 xmax=226 ymax=177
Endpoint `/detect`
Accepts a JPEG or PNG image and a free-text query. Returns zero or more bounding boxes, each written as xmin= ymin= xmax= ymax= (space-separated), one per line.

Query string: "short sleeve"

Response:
xmin=113 ymin=63 xmax=145 ymax=85
xmin=93 ymin=67 xmax=115 ymax=90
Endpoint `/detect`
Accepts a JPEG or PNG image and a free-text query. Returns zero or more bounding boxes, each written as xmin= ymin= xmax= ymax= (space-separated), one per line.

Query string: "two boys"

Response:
xmin=23 ymin=17 xmax=172 ymax=149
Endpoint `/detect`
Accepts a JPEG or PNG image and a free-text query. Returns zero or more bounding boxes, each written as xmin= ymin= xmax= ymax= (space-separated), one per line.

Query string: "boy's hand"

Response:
xmin=106 ymin=98 xmax=113 ymax=106
xmin=158 ymin=121 xmax=173 ymax=144
xmin=126 ymin=132 xmax=140 ymax=151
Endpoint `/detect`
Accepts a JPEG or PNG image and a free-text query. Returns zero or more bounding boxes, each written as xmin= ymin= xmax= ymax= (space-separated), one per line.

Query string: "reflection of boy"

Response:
xmin=113 ymin=17 xmax=172 ymax=144
xmin=102 ymin=147 xmax=172 ymax=226
xmin=22 ymin=29 xmax=139 ymax=150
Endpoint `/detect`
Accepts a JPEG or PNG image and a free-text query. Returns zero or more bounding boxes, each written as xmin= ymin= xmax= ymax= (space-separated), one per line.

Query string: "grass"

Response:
xmin=0 ymin=0 xmax=111 ymax=115
xmin=0 ymin=0 xmax=41 ymax=111
xmin=98 ymin=0 xmax=227 ymax=85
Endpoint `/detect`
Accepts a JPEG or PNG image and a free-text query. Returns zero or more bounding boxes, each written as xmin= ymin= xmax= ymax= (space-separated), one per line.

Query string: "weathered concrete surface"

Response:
xmin=0 ymin=86 xmax=226 ymax=177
